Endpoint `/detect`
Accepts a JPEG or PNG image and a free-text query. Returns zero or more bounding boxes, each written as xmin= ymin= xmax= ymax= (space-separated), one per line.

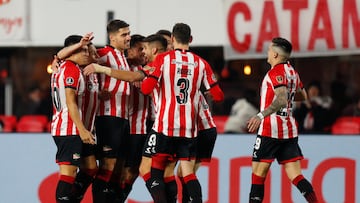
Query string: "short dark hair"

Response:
xmin=64 ymin=35 xmax=82 ymax=47
xmin=272 ymin=37 xmax=292 ymax=54
xmin=143 ymin=34 xmax=168 ymax=51
xmin=130 ymin=34 xmax=145 ymax=47
xmin=107 ymin=19 xmax=129 ymax=34
xmin=172 ymin=23 xmax=191 ymax=44
xmin=156 ymin=29 xmax=171 ymax=37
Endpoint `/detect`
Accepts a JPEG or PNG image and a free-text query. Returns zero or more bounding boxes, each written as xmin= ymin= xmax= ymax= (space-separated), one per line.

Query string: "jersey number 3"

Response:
xmin=176 ymin=78 xmax=189 ymax=104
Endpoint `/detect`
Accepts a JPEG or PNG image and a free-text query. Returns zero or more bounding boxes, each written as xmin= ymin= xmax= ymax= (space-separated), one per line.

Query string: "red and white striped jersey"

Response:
xmin=149 ymin=49 xmax=218 ymax=138
xmin=97 ymin=46 xmax=130 ymax=119
xmin=51 ymin=60 xmax=86 ymax=136
xmin=258 ymin=62 xmax=303 ymax=139
xmin=197 ymin=93 xmax=216 ymax=131
xmin=128 ymin=65 xmax=150 ymax=134
xmin=83 ymin=73 xmax=100 ymax=132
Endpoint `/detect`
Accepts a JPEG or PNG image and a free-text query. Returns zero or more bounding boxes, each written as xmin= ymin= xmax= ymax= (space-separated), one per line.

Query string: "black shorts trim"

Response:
xmin=53 ymin=135 xmax=82 ymax=166
xmin=251 ymin=135 xmax=304 ymax=164
xmin=151 ymin=130 xmax=197 ymax=160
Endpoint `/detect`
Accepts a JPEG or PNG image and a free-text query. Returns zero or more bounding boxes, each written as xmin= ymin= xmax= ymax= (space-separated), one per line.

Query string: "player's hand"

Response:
xmin=51 ymin=55 xmax=60 ymax=72
xmin=83 ymin=63 xmax=96 ymax=76
xmin=81 ymin=32 xmax=94 ymax=46
xmin=132 ymin=81 xmax=142 ymax=89
xmin=247 ymin=115 xmax=261 ymax=133
xmin=98 ymin=89 xmax=112 ymax=101
xmin=79 ymin=129 xmax=96 ymax=145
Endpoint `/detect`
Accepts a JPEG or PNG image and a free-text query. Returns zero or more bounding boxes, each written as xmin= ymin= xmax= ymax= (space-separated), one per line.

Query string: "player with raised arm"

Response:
xmin=51 ymin=35 xmax=96 ymax=202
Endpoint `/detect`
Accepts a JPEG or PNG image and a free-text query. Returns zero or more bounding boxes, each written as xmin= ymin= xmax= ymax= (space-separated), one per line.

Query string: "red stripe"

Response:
xmin=287 ymin=118 xmax=293 ymax=138
xmin=84 ymin=76 xmax=90 ymax=129
xmin=183 ymin=174 xmax=197 ymax=183
xmin=119 ymin=82 xmax=127 ymax=118
xmin=89 ymin=92 xmax=98 ymax=130
xmin=292 ymin=174 xmax=304 ymax=185
xmin=198 ymin=114 xmax=205 ymax=131
xmin=190 ymin=60 xmax=201 ymax=137
xmin=142 ymin=172 xmax=151 ymax=181
xmin=179 ymin=54 xmax=187 ymax=137
xmin=252 ymin=173 xmax=265 ymax=185
xmin=164 ymin=175 xmax=175 ymax=183
xmin=119 ymin=53 xmax=128 ymax=118
xmin=59 ymin=175 xmax=75 ymax=184
xmin=158 ymin=94 xmax=165 ymax=134
xmin=140 ymin=97 xmax=149 ymax=134
xmin=276 ymin=116 xmax=283 ymax=139
xmin=66 ymin=113 xmax=73 ymax=135
xmin=168 ymin=54 xmax=176 ymax=137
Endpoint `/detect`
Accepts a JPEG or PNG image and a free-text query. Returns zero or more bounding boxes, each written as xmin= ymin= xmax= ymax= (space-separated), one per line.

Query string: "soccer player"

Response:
xmin=247 ymin=37 xmax=318 ymax=203
xmin=72 ymin=43 xmax=100 ymax=202
xmin=51 ymin=35 xmax=96 ymax=202
xmin=91 ymin=19 xmax=132 ymax=203
xmin=140 ymin=23 xmax=224 ymax=203
xmin=53 ymin=34 xmax=101 ymax=202
xmin=120 ymin=34 xmax=148 ymax=201
xmin=82 ymin=33 xmax=169 ymax=201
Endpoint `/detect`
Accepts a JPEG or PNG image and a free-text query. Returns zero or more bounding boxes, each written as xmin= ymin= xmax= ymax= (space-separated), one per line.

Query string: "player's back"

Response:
xmin=152 ymin=49 xmax=216 ymax=138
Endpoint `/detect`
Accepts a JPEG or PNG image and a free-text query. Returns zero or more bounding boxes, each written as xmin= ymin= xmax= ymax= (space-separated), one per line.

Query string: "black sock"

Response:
xmin=183 ymin=174 xmax=202 ymax=203
xmin=121 ymin=180 xmax=134 ymax=202
xmin=164 ymin=176 xmax=177 ymax=203
xmin=73 ymin=169 xmax=96 ymax=202
xmin=249 ymin=173 xmax=265 ymax=203
xmin=180 ymin=177 xmax=190 ymax=203
xmin=56 ymin=175 xmax=75 ymax=203
xmin=92 ymin=177 xmax=110 ymax=203
xmin=108 ymin=182 xmax=124 ymax=203
xmin=249 ymin=184 xmax=264 ymax=203
xmin=293 ymin=175 xmax=318 ymax=203
xmin=145 ymin=168 xmax=167 ymax=203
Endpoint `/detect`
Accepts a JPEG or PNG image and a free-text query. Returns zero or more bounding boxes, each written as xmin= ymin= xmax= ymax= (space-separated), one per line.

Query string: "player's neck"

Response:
xmin=173 ymin=43 xmax=189 ymax=51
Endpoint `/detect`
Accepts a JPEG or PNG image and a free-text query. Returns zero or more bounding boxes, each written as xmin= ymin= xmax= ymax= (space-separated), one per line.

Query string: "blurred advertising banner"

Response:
xmin=224 ymin=0 xmax=360 ymax=59
xmin=0 ymin=0 xmax=29 ymax=42
xmin=0 ymin=134 xmax=358 ymax=203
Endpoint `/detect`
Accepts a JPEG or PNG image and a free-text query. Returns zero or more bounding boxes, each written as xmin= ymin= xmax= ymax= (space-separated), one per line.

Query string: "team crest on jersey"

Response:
xmin=66 ymin=77 xmax=75 ymax=85
xmin=276 ymin=75 xmax=284 ymax=83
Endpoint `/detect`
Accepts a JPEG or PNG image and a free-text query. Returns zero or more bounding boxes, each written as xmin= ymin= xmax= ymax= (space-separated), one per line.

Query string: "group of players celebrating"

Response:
xmin=50 ymin=20 xmax=223 ymax=203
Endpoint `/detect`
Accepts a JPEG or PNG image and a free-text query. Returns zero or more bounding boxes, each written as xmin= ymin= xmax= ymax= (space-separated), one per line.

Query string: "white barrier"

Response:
xmin=0 ymin=134 xmax=358 ymax=203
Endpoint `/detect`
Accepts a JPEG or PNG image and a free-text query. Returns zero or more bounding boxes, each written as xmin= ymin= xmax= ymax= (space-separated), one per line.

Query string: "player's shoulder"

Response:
xmin=62 ymin=60 xmax=81 ymax=73
xmin=97 ymin=45 xmax=114 ymax=56
xmin=269 ymin=63 xmax=287 ymax=74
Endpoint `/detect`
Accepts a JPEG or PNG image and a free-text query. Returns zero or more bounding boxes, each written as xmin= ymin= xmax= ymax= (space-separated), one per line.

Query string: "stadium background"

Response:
xmin=0 ymin=0 xmax=359 ymax=202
